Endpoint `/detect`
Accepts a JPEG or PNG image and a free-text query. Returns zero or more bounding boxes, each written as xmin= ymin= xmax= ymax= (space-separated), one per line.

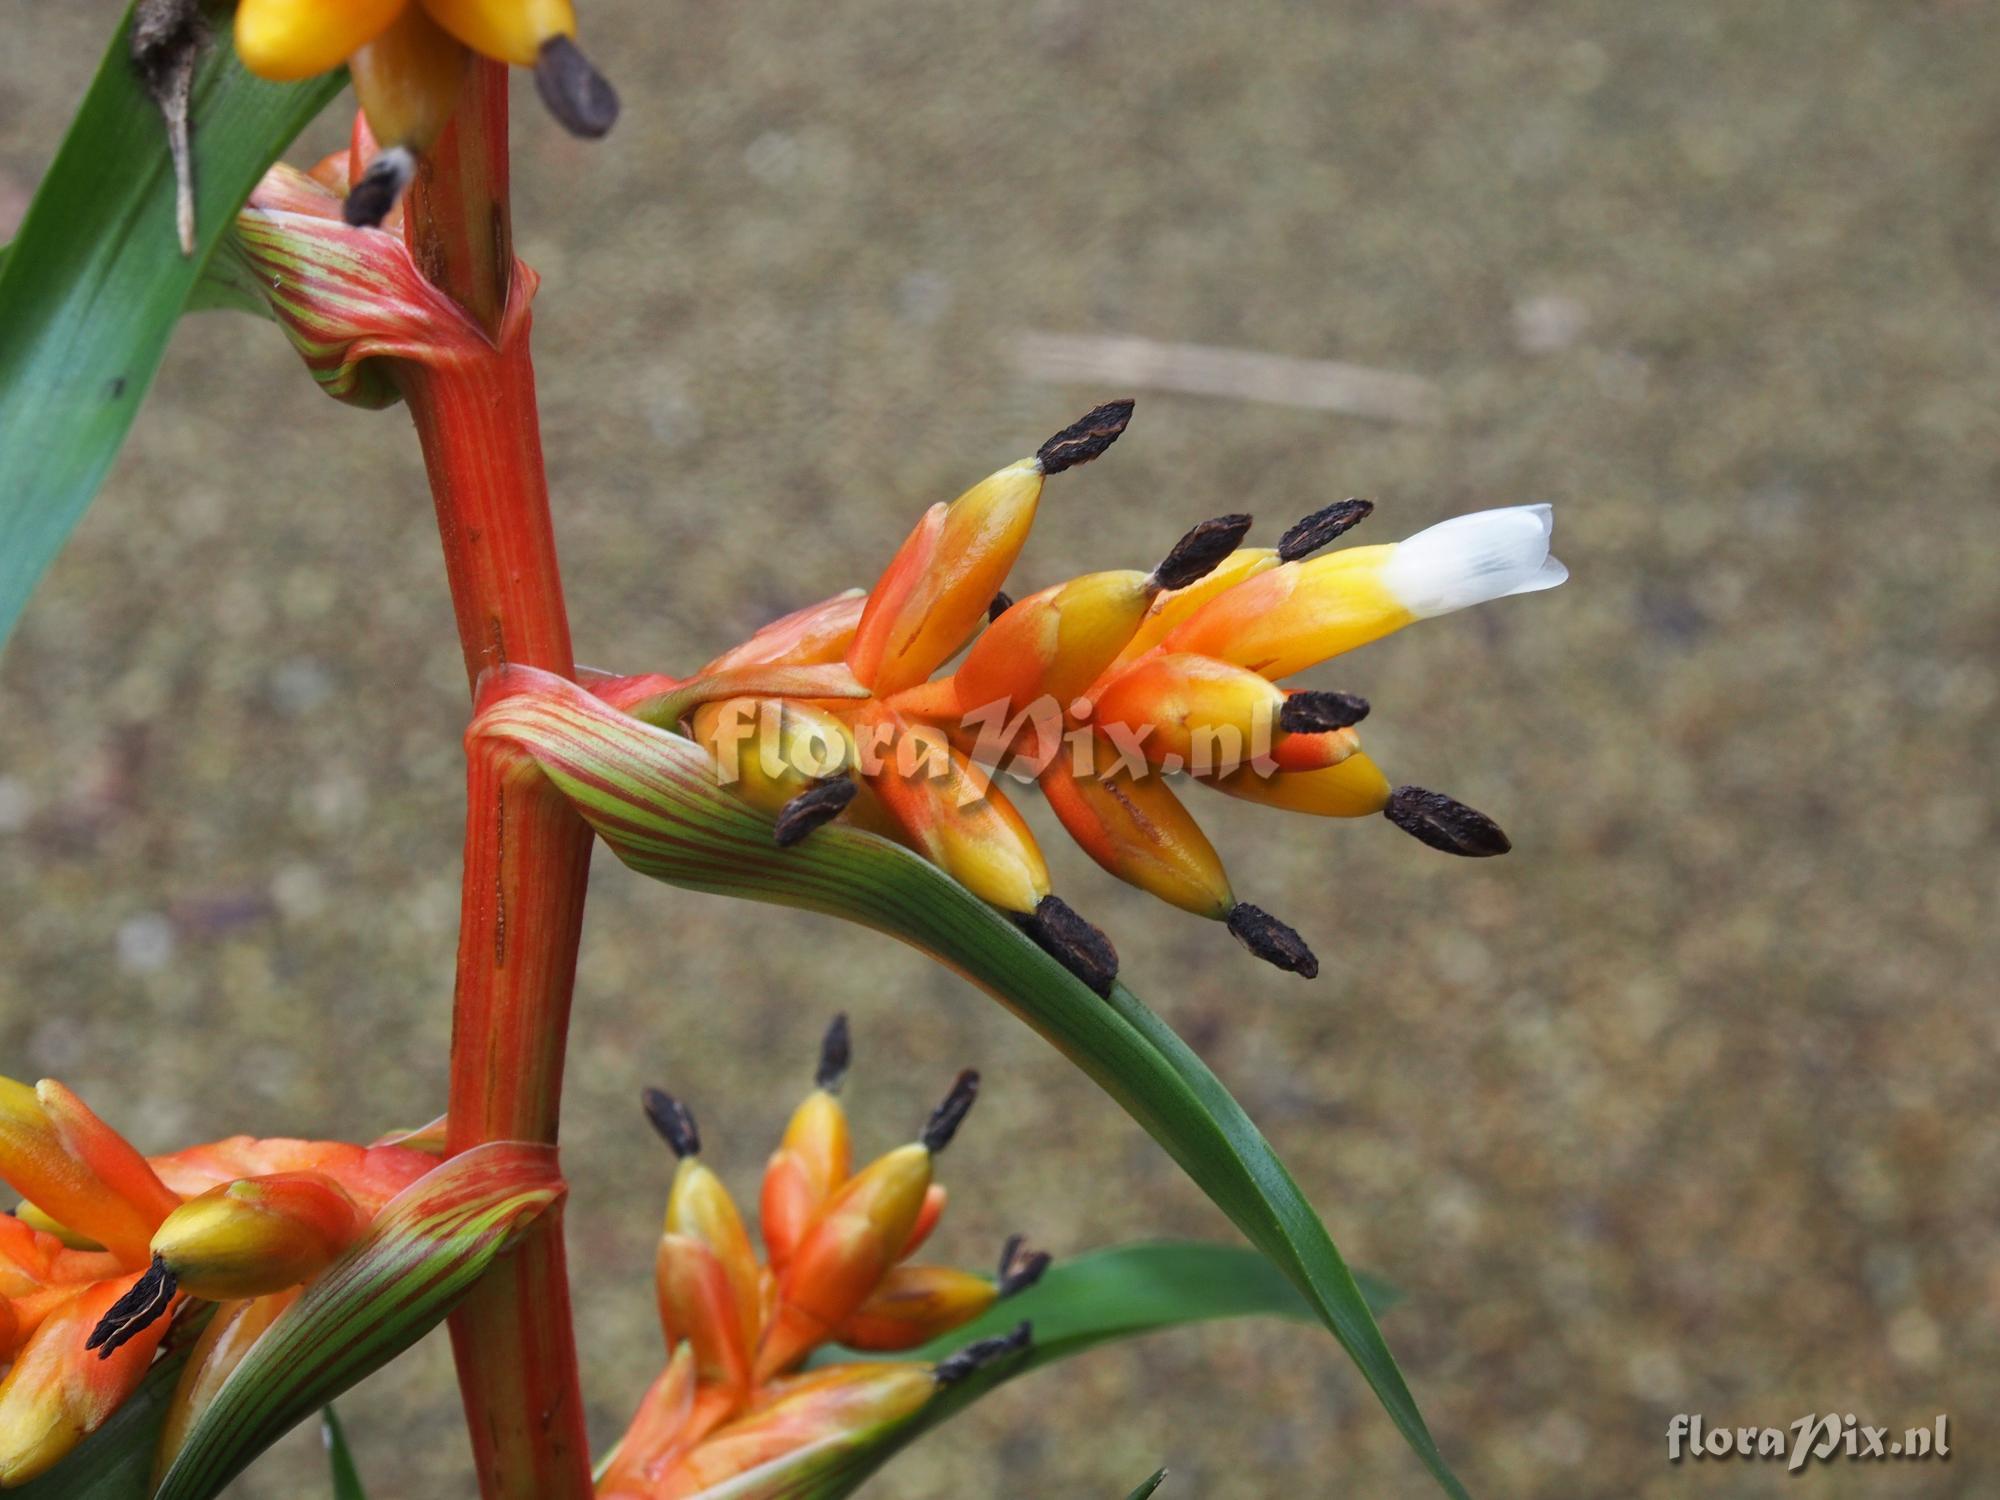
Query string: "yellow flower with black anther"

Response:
xmin=234 ymin=0 xmax=619 ymax=225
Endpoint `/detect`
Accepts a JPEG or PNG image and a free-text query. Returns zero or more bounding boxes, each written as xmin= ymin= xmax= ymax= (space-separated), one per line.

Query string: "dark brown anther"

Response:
xmin=1278 ymin=498 xmax=1374 ymax=562
xmin=1151 ymin=513 xmax=1254 ymax=591
xmin=342 ymin=145 xmax=417 ymax=229
xmin=773 ymin=778 xmax=857 ymax=847
xmin=534 ymin=35 xmax=621 ymax=139
xmin=1278 ymin=691 xmax=1370 ymax=735
xmin=997 ymin=1234 xmax=1053 ymax=1298
xmin=934 ymin=1320 xmax=1033 ymax=1386
xmin=1226 ymin=903 xmax=1319 ymax=978
xmin=920 ymin=1069 xmax=980 ymax=1153
xmin=1385 ymin=785 xmax=1512 ymax=857
xmin=1017 ymin=895 xmax=1119 ymax=996
xmin=1036 ymin=400 xmax=1136 ymax=474
xmin=642 ymin=1088 xmax=701 ymax=1156
xmin=988 ymin=591 xmax=1014 ymax=623
xmin=815 ymin=1013 xmax=852 ymax=1092
xmin=87 ymin=1254 xmax=178 ymax=1359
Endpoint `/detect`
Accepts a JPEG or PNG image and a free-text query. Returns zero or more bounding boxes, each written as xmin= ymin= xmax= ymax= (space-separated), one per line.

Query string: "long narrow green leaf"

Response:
xmin=0 ymin=8 xmax=343 ymax=648
xmin=144 ymin=1141 xmax=562 ymax=1500
xmin=473 ymin=676 xmax=1469 ymax=1498
xmin=1125 ymin=1471 xmax=1169 ymax=1500
xmin=788 ymin=1242 xmax=1394 ymax=1499
xmin=321 ymin=1407 xmax=368 ymax=1500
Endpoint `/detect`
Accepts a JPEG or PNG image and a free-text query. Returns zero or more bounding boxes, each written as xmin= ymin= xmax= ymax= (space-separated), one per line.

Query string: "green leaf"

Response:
xmin=0 ymin=7 xmax=343 ymax=649
xmin=1125 ymin=1470 xmax=1169 ymax=1500
xmin=321 ymin=1407 xmax=367 ymax=1500
xmin=472 ymin=674 xmax=1469 ymax=1498
xmin=142 ymin=1142 xmax=561 ymax=1500
xmin=796 ymin=1241 xmax=1397 ymax=1498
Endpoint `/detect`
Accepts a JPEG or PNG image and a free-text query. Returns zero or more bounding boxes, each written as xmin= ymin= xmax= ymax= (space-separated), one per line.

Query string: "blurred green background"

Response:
xmin=3 ymin=0 xmax=1996 ymax=1494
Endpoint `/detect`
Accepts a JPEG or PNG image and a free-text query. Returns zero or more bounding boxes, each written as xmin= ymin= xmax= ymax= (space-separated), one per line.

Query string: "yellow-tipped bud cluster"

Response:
xmin=234 ymin=0 xmax=619 ymax=225
xmin=585 ymin=406 xmax=1564 ymax=989
xmin=602 ymin=1021 xmax=1044 ymax=1497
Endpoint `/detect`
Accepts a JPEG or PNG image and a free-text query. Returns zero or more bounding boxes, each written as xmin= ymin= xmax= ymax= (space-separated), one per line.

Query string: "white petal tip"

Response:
xmin=1383 ymin=506 xmax=1564 ymax=618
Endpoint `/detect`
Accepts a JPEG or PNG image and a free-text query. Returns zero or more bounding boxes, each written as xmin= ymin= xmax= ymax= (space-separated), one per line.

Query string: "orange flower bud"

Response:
xmin=702 ymin=590 xmax=867 ymax=674
xmin=655 ymin=1234 xmax=753 ymax=1390
xmin=597 ymin=1343 xmax=743 ymax=1499
xmin=848 ymin=461 xmax=1045 ymax=697
xmin=663 ymin=1158 xmax=761 ymax=1357
xmin=834 ymin=1263 xmax=999 ymax=1352
xmin=954 ymin=570 xmax=1155 ymax=725
xmin=1090 ymin=653 xmax=1286 ymax=775
xmin=1200 ymin=750 xmax=1393 ymax=818
xmin=0 ymin=1271 xmax=173 ymax=1484
xmin=756 ymin=1073 xmax=976 ymax=1381
xmin=150 ymin=1171 xmax=361 ymax=1300
xmin=898 ymin=1183 xmax=946 ymax=1260
xmin=0 ymin=1078 xmax=180 ymax=1271
xmin=760 ymin=1021 xmax=855 ymax=1274
xmin=1039 ymin=736 xmax=1234 ymax=918
xmin=862 ymin=710 xmax=1050 ymax=915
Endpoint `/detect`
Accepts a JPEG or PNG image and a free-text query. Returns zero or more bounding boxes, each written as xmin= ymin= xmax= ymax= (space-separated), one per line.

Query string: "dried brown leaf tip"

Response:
xmin=1152 ymin=513 xmax=1254 ymax=591
xmin=1226 ymin=904 xmax=1319 ymax=978
xmin=1384 ymin=785 xmax=1512 ymax=857
xmin=1036 ymin=399 xmax=1136 ymax=474
xmin=1278 ymin=498 xmax=1374 ymax=561
xmin=131 ymin=0 xmax=204 ymax=254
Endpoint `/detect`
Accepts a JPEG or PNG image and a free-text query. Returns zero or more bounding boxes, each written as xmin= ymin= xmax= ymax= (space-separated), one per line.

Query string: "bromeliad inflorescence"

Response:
xmin=502 ymin=401 xmax=1567 ymax=996
xmin=233 ymin=0 xmax=619 ymax=224
xmin=0 ymin=1076 xmax=436 ymax=1484
xmin=597 ymin=1018 xmax=1043 ymax=1499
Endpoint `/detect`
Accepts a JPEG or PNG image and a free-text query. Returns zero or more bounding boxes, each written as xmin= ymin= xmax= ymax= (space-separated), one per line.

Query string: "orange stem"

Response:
xmin=396 ymin=60 xmax=596 ymax=1500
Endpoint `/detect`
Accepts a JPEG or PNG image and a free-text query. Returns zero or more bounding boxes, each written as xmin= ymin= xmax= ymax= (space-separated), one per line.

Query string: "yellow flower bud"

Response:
xmin=150 ymin=1172 xmax=360 ymax=1300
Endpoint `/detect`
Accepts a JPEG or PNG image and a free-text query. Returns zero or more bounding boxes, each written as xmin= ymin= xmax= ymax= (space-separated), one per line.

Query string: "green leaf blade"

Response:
xmin=794 ymin=1242 xmax=1395 ymax=1499
xmin=322 ymin=1406 xmax=368 ymax=1500
xmin=0 ymin=8 xmax=343 ymax=649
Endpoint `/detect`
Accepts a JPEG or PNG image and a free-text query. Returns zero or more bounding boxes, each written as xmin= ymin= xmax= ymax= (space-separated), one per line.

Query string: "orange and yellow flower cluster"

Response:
xmin=597 ymin=1018 xmax=1042 ymax=1498
xmin=593 ymin=401 xmax=1566 ymax=995
xmin=233 ymin=0 xmax=619 ymax=224
xmin=0 ymin=1076 xmax=433 ymax=1485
